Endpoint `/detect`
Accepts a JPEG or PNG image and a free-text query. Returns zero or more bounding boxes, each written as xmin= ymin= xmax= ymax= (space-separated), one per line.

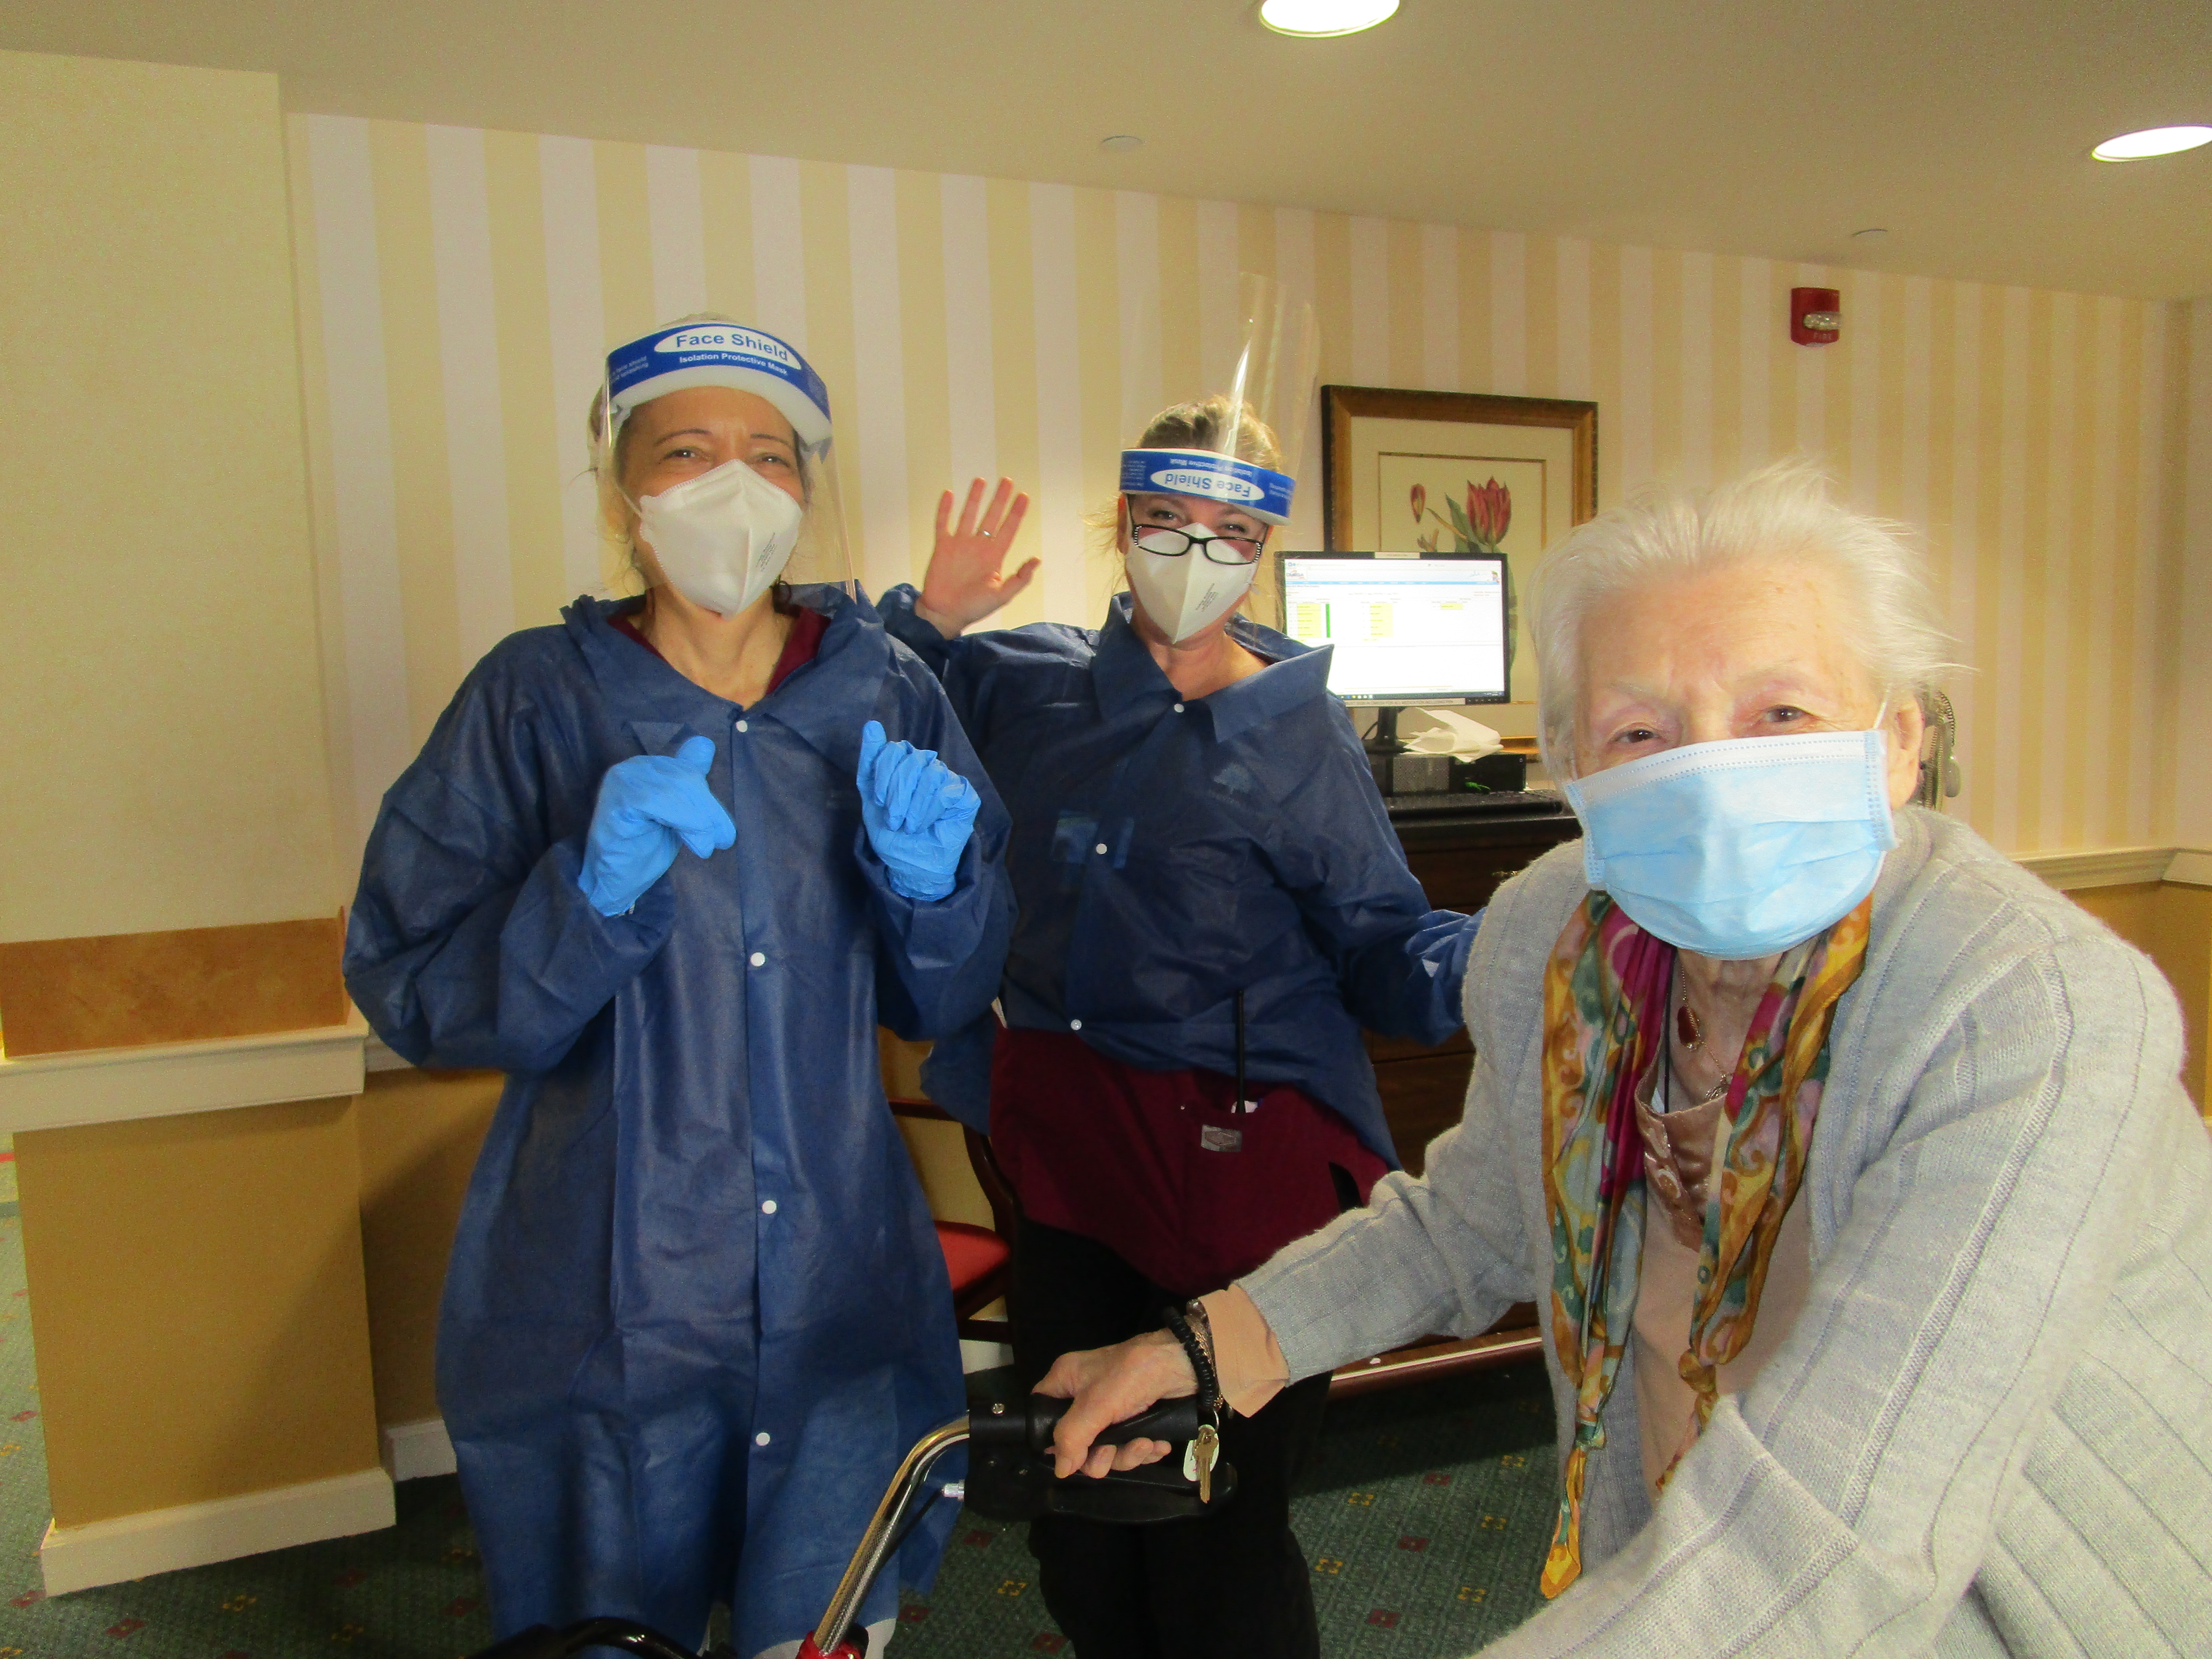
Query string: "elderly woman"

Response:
xmin=1045 ymin=461 xmax=2212 ymax=1654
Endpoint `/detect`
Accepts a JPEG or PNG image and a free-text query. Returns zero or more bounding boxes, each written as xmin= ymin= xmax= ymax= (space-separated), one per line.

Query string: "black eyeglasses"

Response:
xmin=1128 ymin=522 xmax=1269 ymax=567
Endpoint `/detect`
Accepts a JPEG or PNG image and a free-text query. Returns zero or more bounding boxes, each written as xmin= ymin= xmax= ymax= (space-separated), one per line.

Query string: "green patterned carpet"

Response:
xmin=896 ymin=1363 xmax=1559 ymax=1658
xmin=0 ymin=1136 xmax=1555 ymax=1658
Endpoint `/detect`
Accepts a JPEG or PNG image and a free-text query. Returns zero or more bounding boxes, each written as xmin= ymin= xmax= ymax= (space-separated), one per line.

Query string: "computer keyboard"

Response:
xmin=1383 ymin=789 xmax=1571 ymax=817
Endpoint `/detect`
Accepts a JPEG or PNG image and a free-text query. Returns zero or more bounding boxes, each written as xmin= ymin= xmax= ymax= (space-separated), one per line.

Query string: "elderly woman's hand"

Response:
xmin=916 ymin=476 xmax=1035 ymax=637
xmin=1034 ymin=1330 xmax=1197 ymax=1480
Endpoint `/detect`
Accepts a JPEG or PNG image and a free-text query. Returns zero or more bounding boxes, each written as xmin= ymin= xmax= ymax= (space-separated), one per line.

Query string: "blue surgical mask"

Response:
xmin=1561 ymin=722 xmax=1898 ymax=960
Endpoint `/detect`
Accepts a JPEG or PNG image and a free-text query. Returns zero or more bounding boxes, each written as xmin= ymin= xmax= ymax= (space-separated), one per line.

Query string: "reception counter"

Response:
xmin=0 ymin=1019 xmax=385 ymax=1594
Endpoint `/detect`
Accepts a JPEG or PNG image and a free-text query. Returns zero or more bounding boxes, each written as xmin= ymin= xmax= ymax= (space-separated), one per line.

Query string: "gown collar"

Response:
xmin=565 ymin=585 xmax=892 ymax=765
xmin=1091 ymin=592 xmax=1337 ymax=743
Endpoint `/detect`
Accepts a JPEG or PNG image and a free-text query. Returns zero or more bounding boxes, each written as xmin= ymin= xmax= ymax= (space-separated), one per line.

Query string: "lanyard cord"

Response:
xmin=1234 ymin=989 xmax=1247 ymax=1117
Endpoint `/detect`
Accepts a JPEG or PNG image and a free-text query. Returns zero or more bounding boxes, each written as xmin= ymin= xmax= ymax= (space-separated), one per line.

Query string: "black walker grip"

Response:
xmin=999 ymin=1392 xmax=1201 ymax=1457
xmin=963 ymin=1394 xmax=1233 ymax=1525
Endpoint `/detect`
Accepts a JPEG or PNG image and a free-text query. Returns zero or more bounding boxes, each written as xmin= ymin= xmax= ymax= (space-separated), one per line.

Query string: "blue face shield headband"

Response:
xmin=1560 ymin=720 xmax=1899 ymax=960
xmin=605 ymin=321 xmax=833 ymax=455
xmin=1117 ymin=449 xmax=1296 ymax=526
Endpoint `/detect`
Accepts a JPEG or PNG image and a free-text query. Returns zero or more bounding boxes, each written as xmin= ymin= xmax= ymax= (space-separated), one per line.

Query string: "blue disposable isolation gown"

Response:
xmin=880 ymin=588 xmax=1476 ymax=1161
xmin=343 ymin=587 xmax=1013 ymax=1655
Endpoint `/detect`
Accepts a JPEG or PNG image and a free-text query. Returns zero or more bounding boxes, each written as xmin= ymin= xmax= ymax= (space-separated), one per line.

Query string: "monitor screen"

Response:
xmin=1279 ymin=553 xmax=1510 ymax=702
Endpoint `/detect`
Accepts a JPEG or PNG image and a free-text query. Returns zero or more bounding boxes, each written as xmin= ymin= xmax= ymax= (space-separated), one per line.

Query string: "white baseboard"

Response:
xmin=40 ymin=1466 xmax=394 ymax=1596
xmin=380 ymin=1416 xmax=458 ymax=1483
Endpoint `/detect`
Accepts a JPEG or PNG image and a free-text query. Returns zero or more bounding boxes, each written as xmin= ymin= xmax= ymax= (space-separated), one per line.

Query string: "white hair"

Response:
xmin=1529 ymin=459 xmax=1960 ymax=775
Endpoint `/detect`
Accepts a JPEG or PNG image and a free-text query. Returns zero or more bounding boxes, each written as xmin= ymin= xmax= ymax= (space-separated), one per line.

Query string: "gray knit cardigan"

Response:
xmin=1243 ymin=807 xmax=2212 ymax=1654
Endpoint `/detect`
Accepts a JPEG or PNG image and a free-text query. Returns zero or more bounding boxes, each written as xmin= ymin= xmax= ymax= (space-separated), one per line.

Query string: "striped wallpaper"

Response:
xmin=287 ymin=115 xmax=2194 ymax=868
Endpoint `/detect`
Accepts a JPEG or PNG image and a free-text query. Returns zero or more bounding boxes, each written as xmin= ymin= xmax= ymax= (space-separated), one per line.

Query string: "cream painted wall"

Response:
xmin=286 ymin=117 xmax=2194 ymax=872
xmin=2178 ymin=298 xmax=2212 ymax=850
xmin=0 ymin=51 xmax=338 ymax=945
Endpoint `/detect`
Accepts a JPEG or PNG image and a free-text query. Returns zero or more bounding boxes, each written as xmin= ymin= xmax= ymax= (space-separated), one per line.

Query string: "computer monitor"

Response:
xmin=1277 ymin=553 xmax=1511 ymax=704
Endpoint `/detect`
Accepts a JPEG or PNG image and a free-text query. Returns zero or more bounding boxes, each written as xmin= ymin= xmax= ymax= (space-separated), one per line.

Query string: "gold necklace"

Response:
xmin=1670 ymin=971 xmax=1732 ymax=1107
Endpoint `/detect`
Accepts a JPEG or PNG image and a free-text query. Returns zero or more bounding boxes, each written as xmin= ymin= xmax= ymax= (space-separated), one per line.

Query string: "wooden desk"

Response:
xmin=1334 ymin=803 xmax=1581 ymax=1395
xmin=1371 ymin=806 xmax=1583 ymax=1176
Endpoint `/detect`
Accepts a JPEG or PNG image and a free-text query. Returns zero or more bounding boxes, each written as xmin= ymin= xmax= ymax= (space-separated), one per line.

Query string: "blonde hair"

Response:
xmin=585 ymin=312 xmax=810 ymax=588
xmin=1529 ymin=458 xmax=1961 ymax=774
xmin=1083 ymin=395 xmax=1285 ymax=549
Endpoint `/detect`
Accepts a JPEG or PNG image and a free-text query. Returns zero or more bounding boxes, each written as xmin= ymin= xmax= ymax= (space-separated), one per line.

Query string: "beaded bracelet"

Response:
xmin=1162 ymin=1304 xmax=1220 ymax=1422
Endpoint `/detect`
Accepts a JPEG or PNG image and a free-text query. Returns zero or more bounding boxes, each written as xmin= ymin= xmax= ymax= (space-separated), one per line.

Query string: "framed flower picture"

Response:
xmin=1319 ymin=387 xmax=1597 ymax=732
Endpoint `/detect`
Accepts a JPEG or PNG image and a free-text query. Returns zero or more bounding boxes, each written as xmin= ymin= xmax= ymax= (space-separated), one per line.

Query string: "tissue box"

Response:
xmin=1452 ymin=751 xmax=1527 ymax=792
xmin=1388 ymin=753 xmax=1453 ymax=795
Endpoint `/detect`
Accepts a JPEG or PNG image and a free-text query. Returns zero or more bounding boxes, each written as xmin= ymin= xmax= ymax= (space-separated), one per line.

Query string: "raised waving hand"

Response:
xmin=914 ymin=475 xmax=1035 ymax=638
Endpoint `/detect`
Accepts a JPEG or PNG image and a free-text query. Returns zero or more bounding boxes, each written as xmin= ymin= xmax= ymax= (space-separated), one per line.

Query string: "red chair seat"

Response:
xmin=934 ymin=1221 xmax=1011 ymax=1296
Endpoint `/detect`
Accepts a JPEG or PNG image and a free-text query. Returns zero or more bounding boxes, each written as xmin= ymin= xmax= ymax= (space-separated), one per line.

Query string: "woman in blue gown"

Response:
xmin=343 ymin=316 xmax=1012 ymax=1658
xmin=881 ymin=382 xmax=1481 ymax=1657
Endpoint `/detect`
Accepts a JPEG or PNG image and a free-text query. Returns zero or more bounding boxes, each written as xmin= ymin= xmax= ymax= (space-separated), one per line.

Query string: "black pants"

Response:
xmin=1010 ymin=1221 xmax=1329 ymax=1659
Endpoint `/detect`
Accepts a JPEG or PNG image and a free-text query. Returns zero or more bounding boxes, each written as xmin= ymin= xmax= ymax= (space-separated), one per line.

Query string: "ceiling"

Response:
xmin=4 ymin=0 xmax=2208 ymax=299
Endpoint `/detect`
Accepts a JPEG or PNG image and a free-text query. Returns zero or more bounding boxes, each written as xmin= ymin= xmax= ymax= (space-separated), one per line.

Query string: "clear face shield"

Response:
xmin=592 ymin=316 xmax=854 ymax=613
xmin=1117 ymin=275 xmax=1320 ymax=641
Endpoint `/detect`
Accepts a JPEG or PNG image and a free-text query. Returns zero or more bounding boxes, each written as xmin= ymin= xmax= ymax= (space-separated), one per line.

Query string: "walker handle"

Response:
xmin=966 ymin=1390 xmax=1203 ymax=1456
xmin=963 ymin=1392 xmax=1233 ymax=1526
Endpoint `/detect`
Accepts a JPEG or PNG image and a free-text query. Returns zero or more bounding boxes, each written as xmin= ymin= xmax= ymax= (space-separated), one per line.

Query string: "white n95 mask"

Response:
xmin=1126 ymin=529 xmax=1258 ymax=644
xmin=635 ymin=459 xmax=805 ymax=617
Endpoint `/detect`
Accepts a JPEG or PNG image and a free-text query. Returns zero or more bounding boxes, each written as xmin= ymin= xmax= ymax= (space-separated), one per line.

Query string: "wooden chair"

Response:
xmin=887 ymin=1096 xmax=1018 ymax=1343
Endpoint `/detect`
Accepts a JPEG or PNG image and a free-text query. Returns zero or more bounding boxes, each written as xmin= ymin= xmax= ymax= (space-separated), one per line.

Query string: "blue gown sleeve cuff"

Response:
xmin=877 ymin=585 xmax=955 ymax=676
xmin=1349 ymin=907 xmax=1483 ymax=1047
xmin=917 ymin=1014 xmax=998 ymax=1134
xmin=852 ymin=821 xmax=992 ymax=970
xmin=490 ymin=837 xmax=678 ymax=1072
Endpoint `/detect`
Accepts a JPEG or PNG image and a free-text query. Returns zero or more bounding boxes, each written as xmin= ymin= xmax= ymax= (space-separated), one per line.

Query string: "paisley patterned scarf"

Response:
xmin=1535 ymin=891 xmax=1869 ymax=1598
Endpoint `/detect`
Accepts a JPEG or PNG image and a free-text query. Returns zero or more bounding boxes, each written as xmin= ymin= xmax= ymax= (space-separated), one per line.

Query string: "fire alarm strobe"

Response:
xmin=1792 ymin=286 xmax=1841 ymax=346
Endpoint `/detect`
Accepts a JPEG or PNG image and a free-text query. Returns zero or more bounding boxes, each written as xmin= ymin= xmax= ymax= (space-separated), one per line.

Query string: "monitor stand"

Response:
xmin=1362 ymin=705 xmax=1411 ymax=762
xmin=1361 ymin=705 xmax=1412 ymax=796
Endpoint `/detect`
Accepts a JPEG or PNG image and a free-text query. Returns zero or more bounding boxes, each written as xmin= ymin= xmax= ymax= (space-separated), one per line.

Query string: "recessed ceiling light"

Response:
xmin=1259 ymin=0 xmax=1400 ymax=39
xmin=2091 ymin=125 xmax=2212 ymax=162
xmin=1100 ymin=134 xmax=1143 ymax=153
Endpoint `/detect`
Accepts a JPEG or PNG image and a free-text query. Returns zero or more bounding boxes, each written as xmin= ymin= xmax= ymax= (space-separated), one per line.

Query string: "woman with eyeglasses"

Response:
xmin=880 ymin=394 xmax=1481 ymax=1659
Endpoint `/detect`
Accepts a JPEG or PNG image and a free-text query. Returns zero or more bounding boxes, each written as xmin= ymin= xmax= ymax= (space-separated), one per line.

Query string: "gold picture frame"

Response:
xmin=1320 ymin=387 xmax=1597 ymax=732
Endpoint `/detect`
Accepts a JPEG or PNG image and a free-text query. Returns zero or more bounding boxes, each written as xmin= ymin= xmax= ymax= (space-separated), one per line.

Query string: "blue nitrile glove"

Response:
xmin=857 ymin=719 xmax=981 ymax=902
xmin=577 ymin=735 xmax=737 ymax=916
